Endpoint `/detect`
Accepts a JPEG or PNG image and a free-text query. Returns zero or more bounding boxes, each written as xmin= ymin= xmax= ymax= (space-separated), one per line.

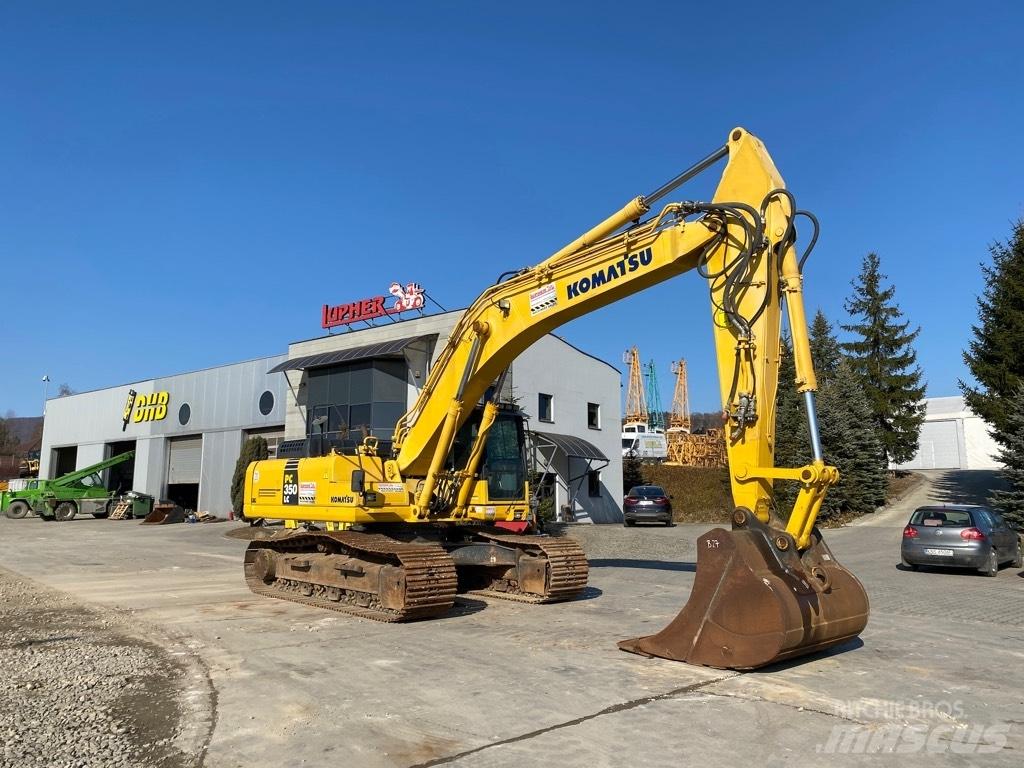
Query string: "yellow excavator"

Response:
xmin=243 ymin=127 xmax=869 ymax=670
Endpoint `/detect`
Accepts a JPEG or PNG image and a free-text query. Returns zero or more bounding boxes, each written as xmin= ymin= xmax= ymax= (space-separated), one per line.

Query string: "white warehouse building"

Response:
xmin=891 ymin=396 xmax=1001 ymax=471
xmin=39 ymin=309 xmax=624 ymax=523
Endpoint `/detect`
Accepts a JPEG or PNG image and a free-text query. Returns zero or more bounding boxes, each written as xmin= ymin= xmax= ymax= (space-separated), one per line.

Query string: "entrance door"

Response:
xmin=105 ymin=440 xmax=136 ymax=493
xmin=52 ymin=446 xmax=78 ymax=478
xmin=167 ymin=436 xmax=202 ymax=510
xmin=913 ymin=420 xmax=961 ymax=469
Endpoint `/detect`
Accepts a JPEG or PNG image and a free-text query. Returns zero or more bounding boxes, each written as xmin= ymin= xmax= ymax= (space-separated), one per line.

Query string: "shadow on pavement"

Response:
xmin=895 ymin=563 xmax=986 ymax=577
xmin=587 ymin=558 xmax=696 ymax=573
xmin=448 ymin=597 xmax=489 ymax=617
xmin=754 ymin=637 xmax=866 ymax=674
xmin=927 ymin=470 xmax=1008 ymax=506
xmin=896 ymin=561 xmax=1021 ymax=577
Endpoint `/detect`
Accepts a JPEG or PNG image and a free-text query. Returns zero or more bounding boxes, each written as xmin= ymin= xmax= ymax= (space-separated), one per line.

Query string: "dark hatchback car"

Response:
xmin=623 ymin=485 xmax=673 ymax=526
xmin=901 ymin=505 xmax=1022 ymax=576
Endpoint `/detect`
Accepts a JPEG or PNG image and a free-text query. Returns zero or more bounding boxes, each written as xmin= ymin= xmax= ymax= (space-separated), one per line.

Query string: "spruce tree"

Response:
xmin=841 ymin=253 xmax=926 ymax=465
xmin=816 ymin=359 xmax=888 ymax=518
xmin=622 ymin=455 xmax=645 ymax=493
xmin=810 ymin=310 xmax=843 ymax=377
xmin=990 ymin=384 xmax=1024 ymax=528
xmin=774 ymin=314 xmax=888 ymax=521
xmin=961 ymin=221 xmax=1024 ymax=439
xmin=231 ymin=436 xmax=269 ymax=519
xmin=772 ymin=334 xmax=808 ymax=516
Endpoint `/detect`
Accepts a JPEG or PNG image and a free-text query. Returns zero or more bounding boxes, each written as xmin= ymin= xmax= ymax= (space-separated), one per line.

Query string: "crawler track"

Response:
xmin=244 ymin=530 xmax=458 ymax=622
xmin=468 ymin=532 xmax=589 ymax=603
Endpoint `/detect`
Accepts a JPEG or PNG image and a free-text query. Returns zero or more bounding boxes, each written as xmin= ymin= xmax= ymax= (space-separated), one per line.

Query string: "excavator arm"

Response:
xmin=381 ymin=127 xmax=868 ymax=668
xmin=389 ymin=128 xmax=832 ymax=547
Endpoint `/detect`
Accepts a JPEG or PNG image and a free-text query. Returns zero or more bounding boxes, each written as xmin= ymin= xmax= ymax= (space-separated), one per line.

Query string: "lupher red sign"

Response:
xmin=322 ymin=282 xmax=426 ymax=329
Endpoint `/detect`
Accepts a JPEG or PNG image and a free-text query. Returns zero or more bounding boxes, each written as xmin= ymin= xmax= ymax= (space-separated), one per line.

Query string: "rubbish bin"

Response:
xmin=129 ymin=492 xmax=154 ymax=520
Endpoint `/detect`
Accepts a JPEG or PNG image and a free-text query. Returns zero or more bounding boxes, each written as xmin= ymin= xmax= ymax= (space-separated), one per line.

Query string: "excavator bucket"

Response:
xmin=619 ymin=508 xmax=869 ymax=670
xmin=141 ymin=504 xmax=186 ymax=525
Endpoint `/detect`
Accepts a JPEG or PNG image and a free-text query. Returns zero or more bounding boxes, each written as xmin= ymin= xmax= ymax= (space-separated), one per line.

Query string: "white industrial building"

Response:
xmin=891 ymin=396 xmax=1001 ymax=471
xmin=39 ymin=310 xmax=623 ymax=523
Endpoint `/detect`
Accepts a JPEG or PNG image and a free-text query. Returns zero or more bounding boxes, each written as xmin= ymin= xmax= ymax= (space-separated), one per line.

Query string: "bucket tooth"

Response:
xmin=619 ymin=511 xmax=868 ymax=670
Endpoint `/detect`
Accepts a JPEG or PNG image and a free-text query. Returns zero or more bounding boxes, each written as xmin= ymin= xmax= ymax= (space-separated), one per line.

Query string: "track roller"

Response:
xmin=244 ymin=530 xmax=458 ymax=622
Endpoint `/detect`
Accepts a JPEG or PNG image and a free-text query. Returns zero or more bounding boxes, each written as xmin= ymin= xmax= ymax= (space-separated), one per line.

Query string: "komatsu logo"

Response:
xmin=566 ymin=248 xmax=653 ymax=299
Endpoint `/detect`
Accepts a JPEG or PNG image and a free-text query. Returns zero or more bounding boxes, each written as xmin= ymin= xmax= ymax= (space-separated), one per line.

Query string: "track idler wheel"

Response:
xmin=618 ymin=508 xmax=869 ymax=670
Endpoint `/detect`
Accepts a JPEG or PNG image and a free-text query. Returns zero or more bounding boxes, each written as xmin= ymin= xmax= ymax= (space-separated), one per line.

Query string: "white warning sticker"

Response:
xmin=529 ymin=283 xmax=557 ymax=316
xmin=298 ymin=481 xmax=317 ymax=505
xmin=375 ymin=482 xmax=406 ymax=494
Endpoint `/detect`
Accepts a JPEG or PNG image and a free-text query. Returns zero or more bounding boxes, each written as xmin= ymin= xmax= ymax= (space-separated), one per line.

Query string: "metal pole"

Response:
xmin=643 ymin=145 xmax=730 ymax=207
xmin=803 ymin=391 xmax=823 ymax=462
xmin=42 ymin=375 xmax=50 ymax=417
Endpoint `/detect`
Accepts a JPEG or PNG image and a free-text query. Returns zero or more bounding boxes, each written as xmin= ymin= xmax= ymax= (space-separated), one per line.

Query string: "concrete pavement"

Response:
xmin=0 ymin=469 xmax=1021 ymax=767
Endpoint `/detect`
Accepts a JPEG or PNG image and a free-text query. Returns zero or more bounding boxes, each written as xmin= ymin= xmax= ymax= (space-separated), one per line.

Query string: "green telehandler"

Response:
xmin=1 ymin=451 xmax=135 ymax=521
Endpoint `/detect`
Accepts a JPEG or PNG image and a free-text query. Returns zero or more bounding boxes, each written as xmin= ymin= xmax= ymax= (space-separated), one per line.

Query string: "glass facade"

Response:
xmin=305 ymin=359 xmax=407 ymax=453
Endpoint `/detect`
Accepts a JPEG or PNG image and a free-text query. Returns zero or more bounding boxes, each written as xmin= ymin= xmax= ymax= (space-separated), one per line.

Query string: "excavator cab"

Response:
xmin=449 ymin=405 xmax=528 ymax=503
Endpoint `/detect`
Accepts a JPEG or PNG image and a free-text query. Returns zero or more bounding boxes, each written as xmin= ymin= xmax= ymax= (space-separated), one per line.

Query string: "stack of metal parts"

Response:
xmin=666 ymin=428 xmax=728 ymax=467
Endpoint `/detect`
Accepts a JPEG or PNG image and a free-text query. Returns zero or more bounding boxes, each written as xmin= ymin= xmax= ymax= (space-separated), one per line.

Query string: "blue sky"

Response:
xmin=2 ymin=1 xmax=1022 ymax=417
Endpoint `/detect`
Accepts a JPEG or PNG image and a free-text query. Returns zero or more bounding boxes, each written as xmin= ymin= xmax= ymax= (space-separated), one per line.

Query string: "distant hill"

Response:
xmin=3 ymin=416 xmax=43 ymax=452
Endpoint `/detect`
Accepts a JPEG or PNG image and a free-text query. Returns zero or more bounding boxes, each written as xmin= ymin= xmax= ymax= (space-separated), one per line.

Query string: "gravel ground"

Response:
xmin=557 ymin=521 xmax=698 ymax=561
xmin=0 ymin=567 xmax=207 ymax=768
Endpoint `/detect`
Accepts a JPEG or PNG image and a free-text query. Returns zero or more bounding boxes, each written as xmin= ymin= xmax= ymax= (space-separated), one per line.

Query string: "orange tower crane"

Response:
xmin=622 ymin=346 xmax=648 ymax=425
xmin=668 ymin=359 xmax=691 ymax=433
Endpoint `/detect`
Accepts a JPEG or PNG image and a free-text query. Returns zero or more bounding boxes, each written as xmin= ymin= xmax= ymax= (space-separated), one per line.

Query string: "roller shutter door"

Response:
xmin=914 ymin=420 xmax=961 ymax=469
xmin=167 ymin=436 xmax=203 ymax=483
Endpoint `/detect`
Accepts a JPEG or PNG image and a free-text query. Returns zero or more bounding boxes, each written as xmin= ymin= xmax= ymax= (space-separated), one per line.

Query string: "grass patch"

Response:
xmin=634 ymin=467 xmax=923 ymax=528
xmin=886 ymin=470 xmax=923 ymax=503
xmin=640 ymin=465 xmax=733 ymax=524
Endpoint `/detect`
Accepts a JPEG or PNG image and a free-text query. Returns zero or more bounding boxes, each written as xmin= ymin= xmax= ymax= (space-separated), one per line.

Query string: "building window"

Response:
xmin=178 ymin=403 xmax=191 ymax=426
xmin=259 ymin=390 xmax=275 ymax=416
xmin=587 ymin=402 xmax=601 ymax=430
xmin=246 ymin=429 xmax=284 ymax=460
xmin=304 ymin=359 xmax=408 ymax=451
xmin=538 ymin=393 xmax=554 ymax=423
xmin=588 ymin=470 xmax=601 ymax=497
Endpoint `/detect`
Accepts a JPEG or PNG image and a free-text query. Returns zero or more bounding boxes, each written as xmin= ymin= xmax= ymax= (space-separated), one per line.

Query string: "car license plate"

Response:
xmin=924 ymin=548 xmax=954 ymax=556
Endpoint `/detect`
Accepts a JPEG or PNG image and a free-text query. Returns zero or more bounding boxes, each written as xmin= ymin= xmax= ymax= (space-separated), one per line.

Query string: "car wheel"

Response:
xmin=901 ymin=559 xmax=918 ymax=571
xmin=54 ymin=501 xmax=77 ymax=522
xmin=1012 ymin=540 xmax=1023 ymax=569
xmin=980 ymin=549 xmax=998 ymax=577
xmin=5 ymin=500 xmax=30 ymax=519
xmin=623 ymin=519 xmax=634 ymax=527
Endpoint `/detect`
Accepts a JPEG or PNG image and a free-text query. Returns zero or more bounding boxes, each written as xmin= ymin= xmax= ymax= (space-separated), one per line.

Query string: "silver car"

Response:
xmin=901 ymin=505 xmax=1022 ymax=576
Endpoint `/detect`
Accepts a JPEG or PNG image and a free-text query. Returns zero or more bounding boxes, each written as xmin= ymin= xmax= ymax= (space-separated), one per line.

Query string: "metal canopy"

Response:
xmin=532 ymin=431 xmax=608 ymax=462
xmin=268 ymin=335 xmax=430 ymax=373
